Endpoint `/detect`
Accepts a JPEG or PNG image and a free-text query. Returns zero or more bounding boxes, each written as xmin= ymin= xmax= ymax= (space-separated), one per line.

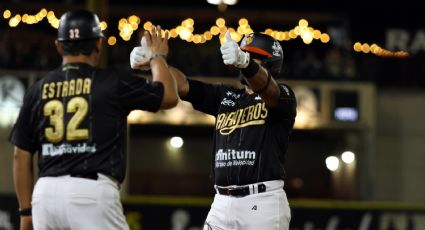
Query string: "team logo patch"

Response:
xmin=245 ymin=35 xmax=253 ymax=45
xmin=226 ymin=91 xmax=241 ymax=99
xmin=272 ymin=41 xmax=282 ymax=57
xmin=241 ymin=34 xmax=254 ymax=47
xmin=221 ymin=98 xmax=235 ymax=107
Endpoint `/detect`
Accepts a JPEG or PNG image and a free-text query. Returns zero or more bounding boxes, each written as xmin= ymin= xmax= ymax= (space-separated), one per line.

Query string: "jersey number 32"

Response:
xmin=43 ymin=96 xmax=89 ymax=143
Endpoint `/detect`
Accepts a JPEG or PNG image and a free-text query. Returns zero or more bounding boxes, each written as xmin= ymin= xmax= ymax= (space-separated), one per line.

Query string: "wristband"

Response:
xmin=18 ymin=207 xmax=32 ymax=216
xmin=241 ymin=59 xmax=259 ymax=79
xmin=149 ymin=53 xmax=167 ymax=62
xmin=253 ymin=73 xmax=272 ymax=94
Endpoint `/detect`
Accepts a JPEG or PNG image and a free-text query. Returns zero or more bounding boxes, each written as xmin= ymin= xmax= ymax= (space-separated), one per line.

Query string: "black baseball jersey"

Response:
xmin=9 ymin=63 xmax=164 ymax=183
xmin=182 ymin=79 xmax=296 ymax=186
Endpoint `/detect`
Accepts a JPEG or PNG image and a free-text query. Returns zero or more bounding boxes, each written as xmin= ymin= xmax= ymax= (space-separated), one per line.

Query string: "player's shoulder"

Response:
xmin=214 ymin=84 xmax=243 ymax=101
xmin=210 ymin=82 xmax=243 ymax=94
xmin=187 ymin=78 xmax=230 ymax=91
xmin=20 ymin=78 xmax=44 ymax=105
xmin=40 ymin=66 xmax=76 ymax=82
xmin=102 ymin=67 xmax=144 ymax=81
xmin=277 ymin=82 xmax=293 ymax=90
xmin=223 ymin=84 xmax=244 ymax=93
xmin=277 ymin=83 xmax=295 ymax=98
xmin=32 ymin=69 xmax=61 ymax=91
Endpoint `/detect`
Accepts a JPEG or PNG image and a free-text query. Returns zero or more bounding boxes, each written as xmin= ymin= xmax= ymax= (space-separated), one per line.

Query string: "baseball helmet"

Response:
xmin=57 ymin=9 xmax=104 ymax=41
xmin=240 ymin=33 xmax=284 ymax=77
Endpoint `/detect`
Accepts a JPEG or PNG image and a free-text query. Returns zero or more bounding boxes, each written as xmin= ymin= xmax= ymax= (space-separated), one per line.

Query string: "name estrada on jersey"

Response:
xmin=182 ymin=79 xmax=297 ymax=186
xmin=9 ymin=63 xmax=164 ymax=182
xmin=41 ymin=77 xmax=91 ymax=99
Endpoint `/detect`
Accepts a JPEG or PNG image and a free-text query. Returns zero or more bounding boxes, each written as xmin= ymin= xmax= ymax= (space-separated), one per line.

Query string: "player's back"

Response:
xmin=10 ymin=61 xmax=164 ymax=182
xmin=31 ymin=62 xmax=128 ymax=181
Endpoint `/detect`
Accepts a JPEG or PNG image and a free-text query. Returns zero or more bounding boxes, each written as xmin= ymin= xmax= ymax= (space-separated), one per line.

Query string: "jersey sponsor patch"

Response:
xmin=42 ymin=143 xmax=96 ymax=156
xmin=215 ymin=148 xmax=256 ymax=168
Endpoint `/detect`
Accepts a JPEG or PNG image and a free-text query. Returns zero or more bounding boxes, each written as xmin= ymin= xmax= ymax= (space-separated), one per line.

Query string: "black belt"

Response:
xmin=70 ymin=172 xmax=99 ymax=180
xmin=69 ymin=173 xmax=121 ymax=189
xmin=216 ymin=183 xmax=266 ymax=197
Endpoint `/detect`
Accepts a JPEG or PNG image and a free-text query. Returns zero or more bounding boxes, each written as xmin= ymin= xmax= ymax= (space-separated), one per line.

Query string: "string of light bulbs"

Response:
xmin=2 ymin=8 xmax=329 ymax=45
xmin=2 ymin=8 xmax=409 ymax=58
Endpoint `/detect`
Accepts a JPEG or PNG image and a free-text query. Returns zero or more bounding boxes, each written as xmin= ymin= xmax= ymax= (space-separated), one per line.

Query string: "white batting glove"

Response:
xmin=220 ymin=31 xmax=250 ymax=68
xmin=130 ymin=36 xmax=152 ymax=70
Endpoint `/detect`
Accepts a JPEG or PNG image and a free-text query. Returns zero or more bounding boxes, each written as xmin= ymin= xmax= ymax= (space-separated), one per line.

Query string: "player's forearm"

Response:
xmin=168 ymin=66 xmax=189 ymax=97
xmin=150 ymin=57 xmax=178 ymax=109
xmin=13 ymin=147 xmax=34 ymax=210
xmin=245 ymin=65 xmax=280 ymax=107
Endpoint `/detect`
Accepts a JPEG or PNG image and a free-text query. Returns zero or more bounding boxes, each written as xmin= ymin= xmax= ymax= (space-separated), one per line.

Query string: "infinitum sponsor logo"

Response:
xmin=42 ymin=143 xmax=97 ymax=156
xmin=215 ymin=149 xmax=256 ymax=168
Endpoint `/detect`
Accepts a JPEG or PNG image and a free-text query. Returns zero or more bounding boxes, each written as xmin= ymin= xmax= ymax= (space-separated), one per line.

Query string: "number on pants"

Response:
xmin=44 ymin=97 xmax=89 ymax=143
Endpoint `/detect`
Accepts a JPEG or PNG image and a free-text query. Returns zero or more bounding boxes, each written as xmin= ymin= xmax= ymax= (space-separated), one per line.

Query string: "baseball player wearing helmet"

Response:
xmin=167 ymin=31 xmax=297 ymax=230
xmin=9 ymin=9 xmax=177 ymax=230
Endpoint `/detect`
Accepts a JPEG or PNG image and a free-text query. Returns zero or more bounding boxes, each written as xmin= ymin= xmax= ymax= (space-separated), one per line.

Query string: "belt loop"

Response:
xmin=258 ymin=183 xmax=266 ymax=193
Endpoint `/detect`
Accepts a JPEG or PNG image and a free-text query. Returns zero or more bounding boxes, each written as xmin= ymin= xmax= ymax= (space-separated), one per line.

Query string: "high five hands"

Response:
xmin=130 ymin=25 xmax=169 ymax=70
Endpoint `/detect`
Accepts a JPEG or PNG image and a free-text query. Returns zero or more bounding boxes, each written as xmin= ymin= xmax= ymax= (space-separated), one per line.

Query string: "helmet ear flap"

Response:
xmin=261 ymin=56 xmax=283 ymax=77
xmin=261 ymin=60 xmax=275 ymax=77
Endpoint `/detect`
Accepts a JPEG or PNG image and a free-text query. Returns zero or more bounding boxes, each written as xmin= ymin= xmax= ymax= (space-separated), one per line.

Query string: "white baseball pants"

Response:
xmin=203 ymin=180 xmax=291 ymax=230
xmin=31 ymin=174 xmax=129 ymax=230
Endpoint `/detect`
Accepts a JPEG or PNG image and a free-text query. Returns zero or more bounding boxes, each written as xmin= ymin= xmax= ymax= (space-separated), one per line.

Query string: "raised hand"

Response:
xmin=130 ymin=36 xmax=151 ymax=70
xmin=220 ymin=31 xmax=250 ymax=68
xmin=145 ymin=25 xmax=169 ymax=59
xmin=130 ymin=25 xmax=169 ymax=70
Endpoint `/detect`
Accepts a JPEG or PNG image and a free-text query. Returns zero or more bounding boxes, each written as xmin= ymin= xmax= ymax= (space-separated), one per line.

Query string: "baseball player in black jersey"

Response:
xmin=9 ymin=10 xmax=177 ymax=230
xmin=168 ymin=31 xmax=297 ymax=230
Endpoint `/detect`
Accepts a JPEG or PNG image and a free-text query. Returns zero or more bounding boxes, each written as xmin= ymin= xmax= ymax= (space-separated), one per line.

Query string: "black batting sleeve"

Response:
xmin=118 ymin=73 xmax=164 ymax=113
xmin=181 ymin=79 xmax=223 ymax=116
